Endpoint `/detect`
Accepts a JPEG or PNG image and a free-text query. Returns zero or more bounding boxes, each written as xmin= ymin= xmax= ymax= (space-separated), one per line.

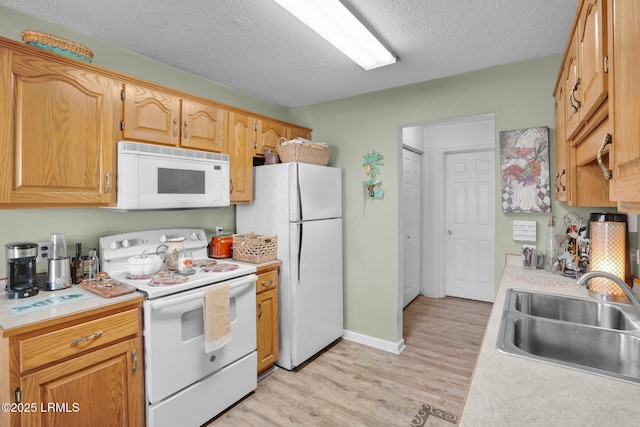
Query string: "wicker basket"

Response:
xmin=277 ymin=138 xmax=331 ymax=166
xmin=232 ymin=233 xmax=277 ymax=264
xmin=21 ymin=30 xmax=94 ymax=63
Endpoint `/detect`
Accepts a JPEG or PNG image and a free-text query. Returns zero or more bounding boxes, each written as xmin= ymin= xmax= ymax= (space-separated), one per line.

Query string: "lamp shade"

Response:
xmin=588 ymin=213 xmax=627 ymax=300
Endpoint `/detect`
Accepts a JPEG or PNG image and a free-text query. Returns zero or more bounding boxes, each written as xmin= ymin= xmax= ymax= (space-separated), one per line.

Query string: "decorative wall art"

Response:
xmin=362 ymin=151 xmax=384 ymax=198
xmin=500 ymin=127 xmax=551 ymax=213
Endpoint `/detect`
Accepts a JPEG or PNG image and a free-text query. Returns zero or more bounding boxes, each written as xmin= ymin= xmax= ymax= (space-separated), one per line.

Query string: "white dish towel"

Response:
xmin=203 ymin=284 xmax=231 ymax=353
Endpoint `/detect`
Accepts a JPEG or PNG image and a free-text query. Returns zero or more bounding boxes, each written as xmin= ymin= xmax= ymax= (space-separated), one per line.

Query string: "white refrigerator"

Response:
xmin=236 ymin=162 xmax=343 ymax=370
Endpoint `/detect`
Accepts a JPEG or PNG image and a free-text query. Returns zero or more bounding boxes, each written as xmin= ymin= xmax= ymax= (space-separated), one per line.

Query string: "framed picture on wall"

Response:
xmin=499 ymin=126 xmax=551 ymax=213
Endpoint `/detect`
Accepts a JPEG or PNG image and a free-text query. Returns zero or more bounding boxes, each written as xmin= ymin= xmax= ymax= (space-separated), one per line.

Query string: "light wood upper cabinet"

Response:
xmin=564 ymin=31 xmax=581 ymax=139
xmin=181 ymin=99 xmax=227 ymax=153
xmin=228 ymin=112 xmax=255 ymax=204
xmin=565 ymin=0 xmax=608 ymax=141
xmin=0 ymin=48 xmax=119 ymax=207
xmin=122 ymin=84 xmax=227 ymax=153
xmin=578 ymin=0 xmax=608 ymax=121
xmin=288 ymin=125 xmax=312 ymax=141
xmin=122 ymin=84 xmax=181 ymax=146
xmin=554 ymin=78 xmax=571 ymax=203
xmin=255 ymin=119 xmax=287 ymax=157
xmin=608 ymin=0 xmax=640 ymax=211
xmin=554 ymin=0 xmax=613 ymax=208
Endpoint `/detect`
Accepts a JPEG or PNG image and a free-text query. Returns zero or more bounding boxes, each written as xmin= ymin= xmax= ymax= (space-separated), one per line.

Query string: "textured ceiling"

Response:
xmin=0 ymin=0 xmax=578 ymax=108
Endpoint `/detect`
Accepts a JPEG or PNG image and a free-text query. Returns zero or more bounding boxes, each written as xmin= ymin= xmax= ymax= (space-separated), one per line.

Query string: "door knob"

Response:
xmin=447 ymin=230 xmax=452 ymax=235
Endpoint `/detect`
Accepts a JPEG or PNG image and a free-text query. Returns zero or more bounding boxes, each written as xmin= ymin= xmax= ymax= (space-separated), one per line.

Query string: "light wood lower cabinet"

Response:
xmin=0 ymin=299 xmax=145 ymax=427
xmin=256 ymin=265 xmax=279 ymax=374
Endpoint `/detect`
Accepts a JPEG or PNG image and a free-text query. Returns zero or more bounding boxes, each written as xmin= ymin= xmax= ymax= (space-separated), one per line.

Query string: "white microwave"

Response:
xmin=111 ymin=141 xmax=230 ymax=210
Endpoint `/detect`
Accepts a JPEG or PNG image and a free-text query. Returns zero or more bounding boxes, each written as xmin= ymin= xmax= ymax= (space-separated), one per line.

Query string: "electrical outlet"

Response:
xmin=215 ymin=226 xmax=224 ymax=235
xmin=631 ymin=247 xmax=640 ymax=266
xmin=37 ymin=241 xmax=50 ymax=263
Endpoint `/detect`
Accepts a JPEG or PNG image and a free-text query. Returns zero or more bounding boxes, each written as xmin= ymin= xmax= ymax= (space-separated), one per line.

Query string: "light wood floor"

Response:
xmin=206 ymin=296 xmax=492 ymax=426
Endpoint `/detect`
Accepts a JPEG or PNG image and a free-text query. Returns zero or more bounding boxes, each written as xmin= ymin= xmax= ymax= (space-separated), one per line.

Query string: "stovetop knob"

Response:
xmin=122 ymin=238 xmax=131 ymax=248
xmin=190 ymin=232 xmax=201 ymax=241
xmin=159 ymin=234 xmax=167 ymax=243
xmin=109 ymin=240 xmax=121 ymax=250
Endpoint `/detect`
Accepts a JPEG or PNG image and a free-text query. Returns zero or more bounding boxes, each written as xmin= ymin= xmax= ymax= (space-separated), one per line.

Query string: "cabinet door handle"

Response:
xmin=71 ymin=330 xmax=103 ymax=345
xmin=132 ymin=349 xmax=138 ymax=373
xmin=105 ymin=172 xmax=111 ymax=193
xmin=257 ymin=302 xmax=262 ymax=320
xmin=597 ymin=133 xmax=613 ymax=180
xmin=261 ymin=279 xmax=273 ymax=287
xmin=173 ymin=118 xmax=178 ymax=137
xmin=569 ymin=78 xmax=581 ymax=113
xmin=558 ymin=169 xmax=566 ymax=191
xmin=554 ymin=172 xmax=560 ymax=192
xmin=183 ymin=121 xmax=189 ymax=139
xmin=230 ymin=178 xmax=235 ymax=194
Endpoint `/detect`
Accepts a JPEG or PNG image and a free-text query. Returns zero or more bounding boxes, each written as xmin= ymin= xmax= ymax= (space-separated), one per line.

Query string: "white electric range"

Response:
xmin=99 ymin=228 xmax=257 ymax=427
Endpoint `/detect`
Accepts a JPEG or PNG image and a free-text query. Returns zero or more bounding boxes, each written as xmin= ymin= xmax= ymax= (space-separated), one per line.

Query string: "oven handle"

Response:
xmin=149 ymin=274 xmax=257 ymax=311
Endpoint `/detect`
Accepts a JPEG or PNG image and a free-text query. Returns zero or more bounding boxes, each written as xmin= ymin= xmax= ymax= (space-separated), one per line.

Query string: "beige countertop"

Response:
xmin=459 ymin=257 xmax=640 ymax=426
xmin=0 ymin=278 xmax=143 ymax=334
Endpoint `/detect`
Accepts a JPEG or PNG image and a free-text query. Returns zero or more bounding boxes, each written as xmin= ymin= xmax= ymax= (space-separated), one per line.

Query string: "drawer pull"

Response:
xmin=71 ymin=330 xmax=103 ymax=345
xmin=261 ymin=279 xmax=273 ymax=287
xmin=597 ymin=133 xmax=613 ymax=181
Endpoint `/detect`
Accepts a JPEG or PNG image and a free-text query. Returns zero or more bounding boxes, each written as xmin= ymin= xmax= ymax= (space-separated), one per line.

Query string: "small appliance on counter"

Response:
xmin=5 ymin=242 xmax=39 ymax=299
xmin=46 ymin=232 xmax=71 ymax=290
xmin=209 ymin=232 xmax=234 ymax=259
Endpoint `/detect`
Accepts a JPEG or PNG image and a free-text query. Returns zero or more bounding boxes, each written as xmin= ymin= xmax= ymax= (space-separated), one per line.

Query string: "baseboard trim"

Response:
xmin=342 ymin=330 xmax=406 ymax=355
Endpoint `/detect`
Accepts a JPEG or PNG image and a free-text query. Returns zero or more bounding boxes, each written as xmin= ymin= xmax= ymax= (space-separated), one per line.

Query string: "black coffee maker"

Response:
xmin=5 ymin=242 xmax=39 ymax=299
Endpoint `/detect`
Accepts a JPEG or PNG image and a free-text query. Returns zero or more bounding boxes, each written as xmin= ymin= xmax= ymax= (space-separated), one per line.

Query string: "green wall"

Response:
xmin=289 ymin=56 xmax=619 ymax=344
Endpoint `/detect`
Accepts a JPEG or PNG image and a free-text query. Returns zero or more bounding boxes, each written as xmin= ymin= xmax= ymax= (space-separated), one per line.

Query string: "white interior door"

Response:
xmin=444 ymin=150 xmax=495 ymax=302
xmin=403 ymin=148 xmax=422 ymax=307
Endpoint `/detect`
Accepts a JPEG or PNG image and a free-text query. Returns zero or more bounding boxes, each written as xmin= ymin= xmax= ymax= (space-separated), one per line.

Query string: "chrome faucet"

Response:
xmin=577 ymin=271 xmax=640 ymax=310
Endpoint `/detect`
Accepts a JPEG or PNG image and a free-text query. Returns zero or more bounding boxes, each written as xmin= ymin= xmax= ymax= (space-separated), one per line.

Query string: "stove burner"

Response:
xmin=192 ymin=259 xmax=218 ymax=268
xmin=200 ymin=263 xmax=239 ymax=273
xmin=126 ymin=273 xmax=155 ymax=280
xmin=149 ymin=271 xmax=190 ymax=286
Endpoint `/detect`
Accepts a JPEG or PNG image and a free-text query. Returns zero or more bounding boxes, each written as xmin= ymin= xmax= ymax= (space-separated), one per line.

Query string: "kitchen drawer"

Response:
xmin=256 ymin=269 xmax=278 ymax=294
xmin=575 ymin=116 xmax=609 ymax=166
xmin=19 ymin=309 xmax=139 ymax=373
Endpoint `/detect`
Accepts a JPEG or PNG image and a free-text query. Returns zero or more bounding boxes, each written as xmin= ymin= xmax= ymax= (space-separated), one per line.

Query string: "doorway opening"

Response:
xmin=398 ymin=114 xmax=496 ymax=327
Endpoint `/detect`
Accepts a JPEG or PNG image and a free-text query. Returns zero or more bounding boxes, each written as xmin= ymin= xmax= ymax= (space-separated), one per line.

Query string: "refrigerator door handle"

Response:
xmin=297 ymin=222 xmax=303 ymax=283
xmin=296 ymin=163 xmax=304 ymax=221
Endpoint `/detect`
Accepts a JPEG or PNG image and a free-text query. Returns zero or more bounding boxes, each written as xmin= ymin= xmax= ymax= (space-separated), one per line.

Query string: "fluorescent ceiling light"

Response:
xmin=273 ymin=0 xmax=397 ymax=70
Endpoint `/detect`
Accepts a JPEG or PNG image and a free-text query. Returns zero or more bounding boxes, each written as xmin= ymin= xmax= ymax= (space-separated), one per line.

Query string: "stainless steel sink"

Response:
xmin=513 ymin=290 xmax=635 ymax=330
xmin=497 ymin=289 xmax=640 ymax=384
